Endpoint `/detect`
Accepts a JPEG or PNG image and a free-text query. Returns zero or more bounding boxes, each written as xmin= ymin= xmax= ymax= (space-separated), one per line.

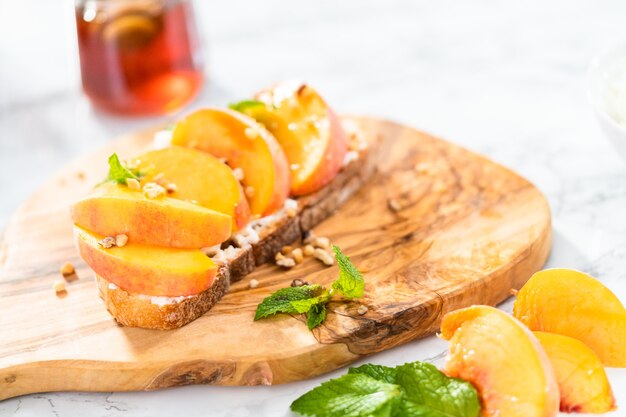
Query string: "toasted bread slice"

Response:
xmin=96 ymin=121 xmax=376 ymax=329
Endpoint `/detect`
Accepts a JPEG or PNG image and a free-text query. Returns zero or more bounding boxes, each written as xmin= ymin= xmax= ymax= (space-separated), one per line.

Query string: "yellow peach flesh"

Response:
xmin=134 ymin=146 xmax=250 ymax=231
xmin=75 ymin=225 xmax=217 ymax=296
xmin=441 ymin=305 xmax=559 ymax=417
xmin=534 ymin=331 xmax=616 ymax=413
xmin=71 ymin=183 xmax=232 ymax=249
xmin=513 ymin=268 xmax=626 ymax=367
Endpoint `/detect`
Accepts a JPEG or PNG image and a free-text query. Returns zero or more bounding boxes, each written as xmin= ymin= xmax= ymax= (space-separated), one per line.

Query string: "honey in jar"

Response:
xmin=76 ymin=0 xmax=203 ymax=115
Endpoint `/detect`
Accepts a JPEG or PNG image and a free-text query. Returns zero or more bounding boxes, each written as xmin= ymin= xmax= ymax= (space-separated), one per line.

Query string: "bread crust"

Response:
xmin=97 ymin=135 xmax=376 ymax=329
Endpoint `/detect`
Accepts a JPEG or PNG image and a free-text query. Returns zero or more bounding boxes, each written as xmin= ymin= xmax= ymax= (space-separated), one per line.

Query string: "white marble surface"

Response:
xmin=2 ymin=0 xmax=626 ymax=416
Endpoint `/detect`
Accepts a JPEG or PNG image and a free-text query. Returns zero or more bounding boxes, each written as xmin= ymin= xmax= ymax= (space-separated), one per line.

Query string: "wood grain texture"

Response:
xmin=0 ymin=116 xmax=551 ymax=400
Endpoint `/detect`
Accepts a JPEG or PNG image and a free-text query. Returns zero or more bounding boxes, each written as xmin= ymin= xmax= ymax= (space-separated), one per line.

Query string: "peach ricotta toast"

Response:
xmin=71 ymin=82 xmax=376 ymax=329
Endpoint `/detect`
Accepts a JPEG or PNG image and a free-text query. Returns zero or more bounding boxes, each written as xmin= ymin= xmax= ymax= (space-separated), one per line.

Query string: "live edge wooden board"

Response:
xmin=0 ymin=116 xmax=551 ymax=400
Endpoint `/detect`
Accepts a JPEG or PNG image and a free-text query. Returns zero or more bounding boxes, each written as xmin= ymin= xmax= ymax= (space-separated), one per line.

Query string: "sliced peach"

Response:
xmin=133 ymin=146 xmax=250 ymax=230
xmin=75 ymin=225 xmax=217 ymax=296
xmin=513 ymin=268 xmax=626 ymax=367
xmin=171 ymin=107 xmax=290 ymax=216
xmin=441 ymin=305 xmax=559 ymax=417
xmin=71 ymin=182 xmax=231 ymax=248
xmin=247 ymin=81 xmax=348 ymax=196
xmin=534 ymin=331 xmax=616 ymax=413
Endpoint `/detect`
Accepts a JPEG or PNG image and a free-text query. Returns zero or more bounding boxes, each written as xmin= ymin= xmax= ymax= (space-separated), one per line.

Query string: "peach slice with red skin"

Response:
xmin=171 ymin=107 xmax=290 ymax=216
xmin=513 ymin=268 xmax=626 ymax=367
xmin=441 ymin=305 xmax=559 ymax=417
xmin=75 ymin=225 xmax=217 ymax=297
xmin=133 ymin=146 xmax=251 ymax=231
xmin=533 ymin=331 xmax=616 ymax=414
xmin=249 ymin=81 xmax=348 ymax=196
xmin=71 ymin=182 xmax=232 ymax=249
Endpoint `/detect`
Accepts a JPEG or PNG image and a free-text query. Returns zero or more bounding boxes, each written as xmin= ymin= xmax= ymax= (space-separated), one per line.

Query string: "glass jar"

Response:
xmin=75 ymin=0 xmax=203 ymax=115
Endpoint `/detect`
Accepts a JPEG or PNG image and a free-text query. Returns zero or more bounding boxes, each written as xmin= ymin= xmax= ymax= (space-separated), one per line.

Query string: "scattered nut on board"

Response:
xmin=303 ymin=244 xmax=315 ymax=256
xmin=357 ymin=305 xmax=369 ymax=315
xmin=53 ymin=279 xmax=67 ymax=297
xmin=291 ymin=279 xmax=309 ymax=287
xmin=276 ymin=257 xmax=296 ymax=268
xmin=313 ymin=248 xmax=334 ymax=266
xmin=290 ymin=248 xmax=304 ymax=264
xmin=249 ymin=279 xmax=259 ymax=289
xmin=60 ymin=262 xmax=78 ymax=282
xmin=312 ymin=236 xmax=330 ymax=250
xmin=275 ymin=252 xmax=286 ymax=261
xmin=281 ymin=245 xmax=293 ymax=255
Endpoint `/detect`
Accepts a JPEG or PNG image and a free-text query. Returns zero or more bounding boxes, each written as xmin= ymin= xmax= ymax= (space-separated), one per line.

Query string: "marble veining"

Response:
xmin=1 ymin=0 xmax=626 ymax=415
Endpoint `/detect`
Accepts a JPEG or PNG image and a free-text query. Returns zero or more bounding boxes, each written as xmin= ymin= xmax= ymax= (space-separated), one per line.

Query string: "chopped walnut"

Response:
xmin=275 ymin=252 xmax=286 ymax=261
xmin=303 ymin=245 xmax=315 ymax=256
xmin=290 ymin=248 xmax=304 ymax=264
xmin=249 ymin=279 xmax=259 ymax=289
xmin=60 ymin=262 xmax=78 ymax=282
xmin=98 ymin=236 xmax=116 ymax=249
xmin=53 ymin=279 xmax=67 ymax=296
xmin=165 ymin=183 xmax=177 ymax=194
xmin=60 ymin=262 xmax=75 ymax=277
xmin=115 ymin=234 xmax=128 ymax=248
xmin=313 ymin=248 xmax=334 ymax=266
xmin=276 ymin=257 xmax=296 ymax=268
xmin=143 ymin=182 xmax=166 ymax=199
xmin=126 ymin=178 xmax=140 ymax=190
xmin=232 ymin=167 xmax=245 ymax=182
xmin=281 ymin=245 xmax=293 ymax=255
xmin=291 ymin=278 xmax=309 ymax=287
xmin=312 ymin=236 xmax=330 ymax=250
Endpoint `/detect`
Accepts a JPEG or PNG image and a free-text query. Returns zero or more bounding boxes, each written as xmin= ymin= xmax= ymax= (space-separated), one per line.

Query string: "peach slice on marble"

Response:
xmin=513 ymin=268 xmax=626 ymax=367
xmin=441 ymin=305 xmax=559 ymax=417
xmin=534 ymin=331 xmax=616 ymax=414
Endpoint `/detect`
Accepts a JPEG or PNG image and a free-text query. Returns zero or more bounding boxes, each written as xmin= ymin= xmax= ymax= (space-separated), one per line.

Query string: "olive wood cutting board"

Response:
xmin=0 ymin=116 xmax=551 ymax=400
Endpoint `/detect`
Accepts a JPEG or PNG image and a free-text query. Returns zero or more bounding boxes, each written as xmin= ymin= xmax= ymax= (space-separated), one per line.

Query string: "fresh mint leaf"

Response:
xmin=229 ymin=99 xmax=265 ymax=113
xmin=290 ymin=374 xmax=402 ymax=417
xmin=306 ymin=303 xmax=327 ymax=330
xmin=394 ymin=362 xmax=480 ymax=417
xmin=331 ymin=245 xmax=365 ymax=299
xmin=290 ymin=290 xmax=331 ymax=314
xmin=349 ymin=364 xmax=397 ymax=384
xmin=291 ymin=361 xmax=481 ymax=417
xmin=254 ymin=284 xmax=322 ymax=320
xmin=105 ymin=153 xmax=139 ymax=185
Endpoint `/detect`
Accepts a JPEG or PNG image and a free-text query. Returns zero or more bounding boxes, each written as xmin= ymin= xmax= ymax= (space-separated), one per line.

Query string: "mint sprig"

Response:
xmin=229 ymin=99 xmax=266 ymax=113
xmin=306 ymin=303 xmax=327 ymax=330
xmin=332 ymin=245 xmax=364 ymax=299
xmin=103 ymin=153 xmax=140 ymax=185
xmin=291 ymin=361 xmax=480 ymax=417
xmin=290 ymin=374 xmax=402 ymax=417
xmin=254 ymin=284 xmax=323 ymax=320
xmin=253 ymin=245 xmax=365 ymax=330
